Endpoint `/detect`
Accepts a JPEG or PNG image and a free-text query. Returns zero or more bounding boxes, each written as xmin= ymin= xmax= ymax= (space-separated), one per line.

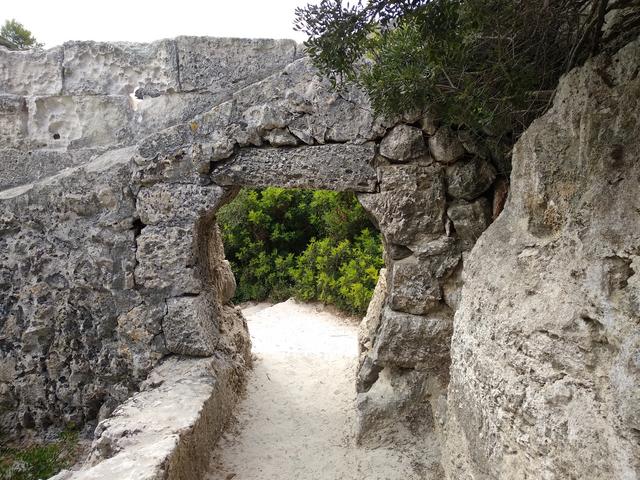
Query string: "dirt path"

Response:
xmin=206 ymin=299 xmax=429 ymax=480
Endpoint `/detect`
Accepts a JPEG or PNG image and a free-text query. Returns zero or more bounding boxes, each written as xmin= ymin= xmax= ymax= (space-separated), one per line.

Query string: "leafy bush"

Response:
xmin=217 ymin=188 xmax=383 ymax=315
xmin=295 ymin=0 xmax=625 ymax=136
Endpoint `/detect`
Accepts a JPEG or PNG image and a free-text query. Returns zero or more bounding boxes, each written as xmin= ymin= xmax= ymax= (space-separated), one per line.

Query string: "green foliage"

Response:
xmin=217 ymin=188 xmax=383 ymax=315
xmin=291 ymin=230 xmax=383 ymax=314
xmin=0 ymin=428 xmax=78 ymax=480
xmin=0 ymin=20 xmax=43 ymax=50
xmin=295 ymin=0 xmax=616 ymax=136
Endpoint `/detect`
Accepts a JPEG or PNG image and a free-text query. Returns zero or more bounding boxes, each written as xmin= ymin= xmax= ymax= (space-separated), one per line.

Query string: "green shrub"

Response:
xmin=291 ymin=229 xmax=383 ymax=313
xmin=295 ymin=0 xmax=618 ymax=137
xmin=217 ymin=188 xmax=383 ymax=315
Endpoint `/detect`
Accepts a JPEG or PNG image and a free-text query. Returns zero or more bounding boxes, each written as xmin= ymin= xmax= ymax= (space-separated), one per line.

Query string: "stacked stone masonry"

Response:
xmin=2 ymin=33 xmax=637 ymax=480
xmin=0 ymin=38 xmax=504 ymax=474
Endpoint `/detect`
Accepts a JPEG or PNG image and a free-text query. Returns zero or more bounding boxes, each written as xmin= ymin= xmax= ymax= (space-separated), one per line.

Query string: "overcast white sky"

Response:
xmin=1 ymin=0 xmax=318 ymax=48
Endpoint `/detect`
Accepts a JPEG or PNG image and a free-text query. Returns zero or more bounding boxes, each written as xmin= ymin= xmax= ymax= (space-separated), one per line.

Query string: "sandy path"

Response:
xmin=206 ymin=299 xmax=428 ymax=480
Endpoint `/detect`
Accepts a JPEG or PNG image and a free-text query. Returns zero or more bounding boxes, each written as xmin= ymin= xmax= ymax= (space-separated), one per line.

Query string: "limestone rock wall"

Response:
xmin=132 ymin=54 xmax=508 ymax=453
xmin=0 ymin=37 xmax=302 ymax=437
xmin=444 ymin=39 xmax=640 ymax=479
xmin=354 ymin=122 xmax=501 ymax=450
xmin=0 ymin=38 xmax=301 ymax=190
xmin=0 ymin=37 xmax=503 ymax=462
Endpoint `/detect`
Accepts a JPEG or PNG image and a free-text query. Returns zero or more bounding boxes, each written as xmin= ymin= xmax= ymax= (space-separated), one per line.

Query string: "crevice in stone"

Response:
xmin=174 ymin=39 xmax=182 ymax=92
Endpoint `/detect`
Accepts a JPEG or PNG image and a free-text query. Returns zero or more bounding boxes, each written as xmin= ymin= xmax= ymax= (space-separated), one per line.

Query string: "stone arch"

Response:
xmin=0 ymin=38 xmax=501 ymax=456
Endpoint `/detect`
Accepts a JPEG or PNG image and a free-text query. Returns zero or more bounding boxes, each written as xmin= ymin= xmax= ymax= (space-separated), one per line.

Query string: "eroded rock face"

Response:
xmin=211 ymin=143 xmax=378 ymax=191
xmin=0 ymin=37 xmax=504 ymax=468
xmin=0 ymin=149 xmax=145 ymax=432
xmin=444 ymin=39 xmax=640 ymax=479
xmin=379 ymin=124 xmax=427 ymax=162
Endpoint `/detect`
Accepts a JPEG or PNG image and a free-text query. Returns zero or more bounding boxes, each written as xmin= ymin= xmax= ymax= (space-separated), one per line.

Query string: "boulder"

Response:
xmin=379 ymin=124 xmax=427 ymax=162
xmin=388 ymin=252 xmax=460 ymax=315
xmin=446 ymin=157 xmax=496 ymax=200
xmin=444 ymin=39 xmax=640 ymax=479
xmin=447 ymin=198 xmax=492 ymax=247
xmin=358 ymin=164 xmax=446 ymax=246
xmin=428 ymin=127 xmax=466 ymax=164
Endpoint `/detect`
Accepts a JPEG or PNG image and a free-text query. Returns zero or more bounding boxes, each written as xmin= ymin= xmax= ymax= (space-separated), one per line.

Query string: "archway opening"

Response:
xmin=217 ymin=187 xmax=383 ymax=316
xmin=204 ymin=186 xmax=435 ymax=479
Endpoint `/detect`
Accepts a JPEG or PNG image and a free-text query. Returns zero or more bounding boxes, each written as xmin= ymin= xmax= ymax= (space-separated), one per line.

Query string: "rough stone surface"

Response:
xmin=358 ymin=164 xmax=446 ymax=246
xmin=355 ymin=366 xmax=439 ymax=454
xmin=388 ymin=253 xmax=460 ymax=315
xmin=357 ymin=270 xmax=387 ymax=393
xmin=446 ymin=157 xmax=496 ymax=200
xmin=27 ymin=95 xmax=133 ymax=149
xmin=136 ymin=183 xmax=228 ymax=226
xmin=211 ymin=144 xmax=378 ymax=192
xmin=61 ymin=40 xmax=179 ymax=95
xmin=0 ymin=46 xmax=63 ymax=96
xmin=163 ymin=297 xmax=219 ymax=356
xmin=0 ymin=95 xmax=28 ymax=149
xmin=176 ymin=37 xmax=300 ymax=94
xmin=372 ymin=306 xmax=453 ymax=372
xmin=54 ymin=351 xmax=249 ymax=480
xmin=0 ymin=149 xmax=95 ymax=191
xmin=0 ymin=36 xmax=503 ymax=478
xmin=444 ymin=39 xmax=640 ymax=479
xmin=379 ymin=124 xmax=427 ymax=162
xmin=0 ymin=149 xmax=144 ymax=433
xmin=447 ymin=198 xmax=492 ymax=248
xmin=428 ymin=127 xmax=466 ymax=164
xmin=134 ymin=226 xmax=201 ymax=296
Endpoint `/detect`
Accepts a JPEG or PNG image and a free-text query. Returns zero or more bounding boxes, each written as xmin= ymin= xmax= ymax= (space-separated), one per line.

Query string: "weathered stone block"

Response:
xmin=446 ymin=157 xmax=496 ymax=200
xmin=27 ymin=95 xmax=133 ymax=149
xmin=358 ymin=164 xmax=446 ymax=246
xmin=264 ymin=128 xmax=299 ymax=146
xmin=0 ymin=46 xmax=63 ymax=96
xmin=373 ymin=306 xmax=453 ymax=369
xmin=211 ymin=143 xmax=378 ymax=192
xmin=357 ymin=270 xmax=387 ymax=393
xmin=358 ymin=269 xmax=387 ymax=355
xmin=136 ymin=183 xmax=228 ymax=226
xmin=379 ymin=124 xmax=427 ymax=162
xmin=428 ymin=126 xmax=466 ymax=164
xmin=163 ymin=296 xmax=219 ymax=356
xmin=134 ymin=226 xmax=201 ymax=296
xmin=447 ymin=197 xmax=492 ymax=247
xmin=177 ymin=37 xmax=299 ymax=94
xmin=0 ymin=95 xmax=28 ymax=149
xmin=62 ymin=40 xmax=179 ymax=95
xmin=388 ymin=252 xmax=460 ymax=315
xmin=0 ymin=148 xmax=95 ymax=191
xmin=131 ymin=92 xmax=224 ymax=138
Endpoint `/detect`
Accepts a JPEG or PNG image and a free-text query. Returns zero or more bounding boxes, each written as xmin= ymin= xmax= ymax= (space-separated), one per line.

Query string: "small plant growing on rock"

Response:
xmin=0 ymin=427 xmax=79 ymax=480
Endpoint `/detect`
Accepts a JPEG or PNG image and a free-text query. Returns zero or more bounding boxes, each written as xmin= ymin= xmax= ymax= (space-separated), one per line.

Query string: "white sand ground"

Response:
xmin=206 ymin=299 xmax=430 ymax=480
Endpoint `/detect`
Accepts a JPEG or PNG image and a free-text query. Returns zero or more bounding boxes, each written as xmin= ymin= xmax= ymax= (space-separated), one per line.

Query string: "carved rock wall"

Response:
xmin=443 ymin=39 xmax=640 ymax=479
